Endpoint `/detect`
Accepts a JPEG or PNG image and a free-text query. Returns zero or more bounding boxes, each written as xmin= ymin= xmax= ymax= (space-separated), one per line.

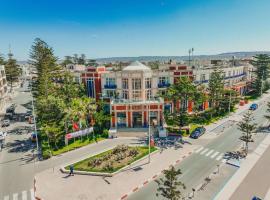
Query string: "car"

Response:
xmin=1 ymin=120 xmax=10 ymax=127
xmin=190 ymin=127 xmax=206 ymax=139
xmin=0 ymin=131 xmax=7 ymax=140
xmin=249 ymin=103 xmax=258 ymax=110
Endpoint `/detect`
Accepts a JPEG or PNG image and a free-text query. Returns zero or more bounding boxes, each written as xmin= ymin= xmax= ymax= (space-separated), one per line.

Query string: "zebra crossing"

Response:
xmin=1 ymin=189 xmax=34 ymax=200
xmin=195 ymin=147 xmax=226 ymax=163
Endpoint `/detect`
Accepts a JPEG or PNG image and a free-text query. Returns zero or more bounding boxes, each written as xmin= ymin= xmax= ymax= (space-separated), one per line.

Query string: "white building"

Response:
xmin=0 ymin=65 xmax=8 ymax=111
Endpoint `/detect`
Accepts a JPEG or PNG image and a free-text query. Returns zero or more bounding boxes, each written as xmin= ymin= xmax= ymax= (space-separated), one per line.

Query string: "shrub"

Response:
xmin=128 ymin=148 xmax=139 ymax=157
xmin=101 ymin=129 xmax=109 ymax=138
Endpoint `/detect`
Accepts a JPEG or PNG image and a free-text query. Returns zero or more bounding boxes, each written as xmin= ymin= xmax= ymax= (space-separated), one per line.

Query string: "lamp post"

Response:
xmin=228 ymin=89 xmax=232 ymax=113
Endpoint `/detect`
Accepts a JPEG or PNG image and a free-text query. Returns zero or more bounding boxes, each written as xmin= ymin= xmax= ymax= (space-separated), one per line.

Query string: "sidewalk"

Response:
xmin=214 ymin=134 xmax=270 ymax=200
xmin=35 ymin=143 xmax=197 ymax=200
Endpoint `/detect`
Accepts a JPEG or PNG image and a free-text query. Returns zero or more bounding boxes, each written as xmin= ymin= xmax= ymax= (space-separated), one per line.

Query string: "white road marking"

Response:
xmin=222 ymin=159 xmax=227 ymax=163
xmin=13 ymin=193 xmax=18 ymax=200
xmin=211 ymin=151 xmax=219 ymax=158
xmin=3 ymin=195 xmax=9 ymax=200
xmin=30 ymin=188 xmax=35 ymax=200
xmin=200 ymin=148 xmax=209 ymax=155
xmin=205 ymin=149 xmax=214 ymax=157
xmin=216 ymin=154 xmax=223 ymax=161
xmin=195 ymin=147 xmax=204 ymax=153
xmin=22 ymin=190 xmax=27 ymax=200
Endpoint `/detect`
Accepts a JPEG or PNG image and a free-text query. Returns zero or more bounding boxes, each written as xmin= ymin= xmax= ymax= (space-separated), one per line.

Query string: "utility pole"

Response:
xmin=261 ymin=70 xmax=264 ymax=96
xmin=228 ymin=89 xmax=232 ymax=113
xmin=188 ymin=49 xmax=191 ymax=66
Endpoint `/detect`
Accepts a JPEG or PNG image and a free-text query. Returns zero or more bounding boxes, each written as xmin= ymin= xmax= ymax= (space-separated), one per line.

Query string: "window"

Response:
xmin=145 ymin=90 xmax=152 ymax=100
xmin=132 ymin=90 xmax=141 ymax=100
xmin=132 ymin=78 xmax=141 ymax=89
xmin=145 ymin=78 xmax=152 ymax=89
xmin=106 ymin=77 xmax=115 ymax=85
xmin=105 ymin=90 xmax=115 ymax=97
xmin=228 ymin=71 xmax=231 ymax=77
xmin=123 ymin=90 xmax=129 ymax=99
xmin=200 ymin=74 xmax=206 ymax=82
xmin=159 ymin=77 xmax=169 ymax=84
xmin=122 ymin=78 xmax=128 ymax=89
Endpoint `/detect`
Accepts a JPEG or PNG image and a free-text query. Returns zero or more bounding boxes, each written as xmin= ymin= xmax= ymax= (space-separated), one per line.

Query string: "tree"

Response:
xmin=208 ymin=67 xmax=225 ymax=112
xmin=219 ymin=89 xmax=239 ymax=114
xmin=237 ymin=111 xmax=257 ymax=154
xmin=78 ymin=54 xmax=86 ymax=65
xmin=264 ymin=101 xmax=270 ymax=124
xmin=5 ymin=52 xmax=20 ymax=91
xmin=93 ymin=101 xmax=111 ymax=133
xmin=0 ymin=54 xmax=5 ymax=65
xmin=156 ymin=166 xmax=186 ymax=200
xmin=61 ymin=56 xmax=73 ymax=67
xmin=29 ymin=38 xmax=58 ymax=97
xmin=251 ymin=54 xmax=270 ymax=96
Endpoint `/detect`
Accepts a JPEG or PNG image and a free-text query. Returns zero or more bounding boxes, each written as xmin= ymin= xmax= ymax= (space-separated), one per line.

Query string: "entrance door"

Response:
xmin=133 ymin=112 xmax=142 ymax=127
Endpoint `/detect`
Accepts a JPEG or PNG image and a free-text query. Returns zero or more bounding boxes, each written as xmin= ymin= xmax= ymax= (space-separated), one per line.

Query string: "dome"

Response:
xmin=123 ymin=61 xmax=151 ymax=72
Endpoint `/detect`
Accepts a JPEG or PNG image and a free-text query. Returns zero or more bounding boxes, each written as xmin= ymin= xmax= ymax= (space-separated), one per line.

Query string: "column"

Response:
xmin=114 ymin=111 xmax=117 ymax=128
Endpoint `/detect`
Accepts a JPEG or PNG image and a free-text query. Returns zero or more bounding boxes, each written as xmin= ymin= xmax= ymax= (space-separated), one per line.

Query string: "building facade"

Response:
xmin=0 ymin=65 xmax=8 ymax=111
xmin=79 ymin=60 xmax=253 ymax=129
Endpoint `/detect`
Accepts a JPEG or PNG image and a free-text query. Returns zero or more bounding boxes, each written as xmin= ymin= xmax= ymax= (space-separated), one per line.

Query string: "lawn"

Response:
xmin=66 ymin=145 xmax=157 ymax=173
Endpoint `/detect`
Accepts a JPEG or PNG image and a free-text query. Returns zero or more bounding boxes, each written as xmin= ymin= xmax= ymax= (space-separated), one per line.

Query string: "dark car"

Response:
xmin=249 ymin=103 xmax=258 ymax=110
xmin=190 ymin=127 xmax=206 ymax=139
xmin=1 ymin=120 xmax=10 ymax=127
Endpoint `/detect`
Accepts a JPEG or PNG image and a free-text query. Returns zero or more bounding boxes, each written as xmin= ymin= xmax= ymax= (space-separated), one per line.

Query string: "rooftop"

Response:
xmin=122 ymin=61 xmax=151 ymax=72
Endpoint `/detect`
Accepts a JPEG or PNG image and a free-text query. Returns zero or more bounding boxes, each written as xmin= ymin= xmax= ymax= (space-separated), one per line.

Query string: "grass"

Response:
xmin=66 ymin=146 xmax=157 ymax=173
xmin=41 ymin=134 xmax=106 ymax=158
xmin=52 ymin=137 xmax=104 ymax=156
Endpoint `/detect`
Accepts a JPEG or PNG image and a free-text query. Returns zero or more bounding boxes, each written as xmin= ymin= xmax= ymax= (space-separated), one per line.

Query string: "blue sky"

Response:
xmin=0 ymin=0 xmax=270 ymax=60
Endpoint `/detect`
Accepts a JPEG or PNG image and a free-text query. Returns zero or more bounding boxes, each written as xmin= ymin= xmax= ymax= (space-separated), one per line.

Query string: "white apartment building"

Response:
xmin=0 ymin=65 xmax=8 ymax=111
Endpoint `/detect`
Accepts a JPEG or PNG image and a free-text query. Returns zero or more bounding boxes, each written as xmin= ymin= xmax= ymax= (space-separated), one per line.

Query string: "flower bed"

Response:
xmin=66 ymin=145 xmax=157 ymax=173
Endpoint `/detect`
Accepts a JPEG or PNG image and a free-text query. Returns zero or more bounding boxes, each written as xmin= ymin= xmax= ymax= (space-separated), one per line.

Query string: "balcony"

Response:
xmin=104 ymin=84 xmax=117 ymax=89
xmin=224 ymin=73 xmax=246 ymax=80
xmin=158 ymin=82 xmax=170 ymax=88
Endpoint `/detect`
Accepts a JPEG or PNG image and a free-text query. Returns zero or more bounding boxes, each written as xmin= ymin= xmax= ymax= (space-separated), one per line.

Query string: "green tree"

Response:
xmin=156 ymin=166 xmax=186 ymax=200
xmin=264 ymin=101 xmax=270 ymax=124
xmin=219 ymin=89 xmax=239 ymax=114
xmin=61 ymin=56 xmax=73 ymax=67
xmin=251 ymin=54 xmax=270 ymax=96
xmin=237 ymin=111 xmax=257 ymax=154
xmin=5 ymin=52 xmax=20 ymax=91
xmin=78 ymin=54 xmax=86 ymax=65
xmin=93 ymin=101 xmax=111 ymax=134
xmin=0 ymin=54 xmax=5 ymax=65
xmin=29 ymin=38 xmax=58 ymax=97
xmin=209 ymin=67 xmax=225 ymax=112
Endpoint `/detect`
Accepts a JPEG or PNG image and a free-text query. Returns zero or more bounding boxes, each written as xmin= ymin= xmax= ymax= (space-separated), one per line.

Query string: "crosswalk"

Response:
xmin=2 ymin=189 xmax=34 ymax=200
xmin=194 ymin=147 xmax=226 ymax=163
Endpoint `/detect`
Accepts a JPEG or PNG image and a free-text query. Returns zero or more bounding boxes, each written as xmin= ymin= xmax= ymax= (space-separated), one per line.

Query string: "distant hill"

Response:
xmin=95 ymin=51 xmax=270 ymax=63
xmin=18 ymin=51 xmax=270 ymax=64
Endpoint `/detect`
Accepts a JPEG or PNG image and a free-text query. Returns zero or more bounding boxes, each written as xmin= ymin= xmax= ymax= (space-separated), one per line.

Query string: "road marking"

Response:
xmin=222 ymin=159 xmax=227 ymax=163
xmin=205 ymin=149 xmax=214 ymax=157
xmin=200 ymin=148 xmax=209 ymax=155
xmin=216 ymin=154 xmax=223 ymax=161
xmin=30 ymin=188 xmax=35 ymax=200
xmin=195 ymin=147 xmax=204 ymax=153
xmin=211 ymin=152 xmax=219 ymax=158
xmin=22 ymin=190 xmax=27 ymax=200
xmin=3 ymin=195 xmax=9 ymax=200
xmin=13 ymin=193 xmax=18 ymax=200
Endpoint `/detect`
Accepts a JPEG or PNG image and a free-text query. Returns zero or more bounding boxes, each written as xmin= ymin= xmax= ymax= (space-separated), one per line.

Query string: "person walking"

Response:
xmin=69 ymin=165 xmax=74 ymax=176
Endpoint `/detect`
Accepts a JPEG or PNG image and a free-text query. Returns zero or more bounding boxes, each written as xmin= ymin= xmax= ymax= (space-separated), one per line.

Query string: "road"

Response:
xmin=0 ymin=81 xmax=36 ymax=200
xmin=128 ymin=100 xmax=269 ymax=200
xmin=0 ymin=81 xmax=138 ymax=200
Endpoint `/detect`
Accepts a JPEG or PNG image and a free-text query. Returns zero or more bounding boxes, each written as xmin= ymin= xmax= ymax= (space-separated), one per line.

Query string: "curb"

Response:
xmin=118 ymin=150 xmax=194 ymax=200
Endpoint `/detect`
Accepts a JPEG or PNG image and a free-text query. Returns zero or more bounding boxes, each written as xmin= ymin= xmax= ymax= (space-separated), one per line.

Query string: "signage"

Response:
xmin=65 ymin=127 xmax=94 ymax=140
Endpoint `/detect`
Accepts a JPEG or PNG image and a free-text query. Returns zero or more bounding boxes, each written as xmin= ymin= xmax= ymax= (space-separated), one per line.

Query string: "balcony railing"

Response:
xmin=158 ymin=82 xmax=170 ymax=88
xmin=104 ymin=84 xmax=117 ymax=89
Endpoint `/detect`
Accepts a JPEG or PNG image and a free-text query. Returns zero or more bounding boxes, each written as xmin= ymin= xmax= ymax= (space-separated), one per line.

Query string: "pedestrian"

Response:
xmin=69 ymin=165 xmax=74 ymax=176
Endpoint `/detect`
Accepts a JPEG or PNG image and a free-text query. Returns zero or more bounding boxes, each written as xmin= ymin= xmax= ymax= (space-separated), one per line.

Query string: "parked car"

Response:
xmin=190 ymin=127 xmax=206 ymax=139
xmin=1 ymin=120 xmax=10 ymax=127
xmin=249 ymin=103 xmax=258 ymax=110
xmin=0 ymin=131 xmax=7 ymax=139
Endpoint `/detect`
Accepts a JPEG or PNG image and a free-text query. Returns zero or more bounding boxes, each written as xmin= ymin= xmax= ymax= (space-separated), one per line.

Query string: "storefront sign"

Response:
xmin=65 ymin=127 xmax=94 ymax=140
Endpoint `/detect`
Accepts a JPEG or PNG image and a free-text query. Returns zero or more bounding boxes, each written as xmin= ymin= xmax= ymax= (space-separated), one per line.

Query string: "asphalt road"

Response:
xmin=128 ymin=101 xmax=269 ymax=200
xmin=0 ymin=81 xmax=36 ymax=200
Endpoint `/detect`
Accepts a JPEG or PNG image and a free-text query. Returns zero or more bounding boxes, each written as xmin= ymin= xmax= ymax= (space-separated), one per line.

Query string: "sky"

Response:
xmin=0 ymin=0 xmax=270 ymax=60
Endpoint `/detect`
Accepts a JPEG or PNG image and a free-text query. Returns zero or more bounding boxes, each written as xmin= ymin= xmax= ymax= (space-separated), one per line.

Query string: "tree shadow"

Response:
xmin=5 ymin=138 xmax=35 ymax=154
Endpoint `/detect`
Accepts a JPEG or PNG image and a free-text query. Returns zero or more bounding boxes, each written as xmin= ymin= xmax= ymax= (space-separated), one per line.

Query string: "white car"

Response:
xmin=0 ymin=131 xmax=7 ymax=140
